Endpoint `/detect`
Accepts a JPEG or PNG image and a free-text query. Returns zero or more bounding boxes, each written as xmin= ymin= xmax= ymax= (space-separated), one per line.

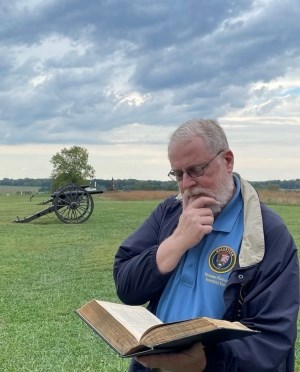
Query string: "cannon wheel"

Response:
xmin=53 ymin=185 xmax=94 ymax=224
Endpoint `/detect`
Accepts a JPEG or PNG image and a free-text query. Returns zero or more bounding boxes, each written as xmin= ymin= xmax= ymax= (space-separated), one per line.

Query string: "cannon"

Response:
xmin=14 ymin=184 xmax=103 ymax=224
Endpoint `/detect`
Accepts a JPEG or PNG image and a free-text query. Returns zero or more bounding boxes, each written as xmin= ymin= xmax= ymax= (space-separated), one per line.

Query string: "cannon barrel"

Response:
xmin=51 ymin=186 xmax=103 ymax=198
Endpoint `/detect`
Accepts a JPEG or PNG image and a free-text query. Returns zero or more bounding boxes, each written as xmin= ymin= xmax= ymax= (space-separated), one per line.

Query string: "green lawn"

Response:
xmin=0 ymin=194 xmax=299 ymax=371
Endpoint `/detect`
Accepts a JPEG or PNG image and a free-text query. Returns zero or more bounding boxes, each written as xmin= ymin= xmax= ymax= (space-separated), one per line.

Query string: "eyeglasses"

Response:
xmin=168 ymin=149 xmax=224 ymax=182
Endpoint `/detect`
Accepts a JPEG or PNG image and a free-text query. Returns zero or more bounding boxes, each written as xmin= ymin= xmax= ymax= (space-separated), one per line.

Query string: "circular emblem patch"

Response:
xmin=209 ymin=246 xmax=236 ymax=273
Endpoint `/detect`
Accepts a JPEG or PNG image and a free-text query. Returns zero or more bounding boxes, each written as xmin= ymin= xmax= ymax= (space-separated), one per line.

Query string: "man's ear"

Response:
xmin=223 ymin=149 xmax=234 ymax=172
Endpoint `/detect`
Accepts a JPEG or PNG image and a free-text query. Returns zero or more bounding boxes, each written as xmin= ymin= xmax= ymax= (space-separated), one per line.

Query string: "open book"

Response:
xmin=76 ymin=300 xmax=258 ymax=357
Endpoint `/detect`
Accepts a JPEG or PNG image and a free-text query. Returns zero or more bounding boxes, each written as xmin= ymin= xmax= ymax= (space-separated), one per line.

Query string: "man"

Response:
xmin=114 ymin=119 xmax=299 ymax=371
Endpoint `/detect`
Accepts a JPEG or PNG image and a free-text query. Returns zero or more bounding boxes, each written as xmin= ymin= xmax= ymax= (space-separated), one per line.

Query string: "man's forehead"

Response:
xmin=168 ymin=137 xmax=211 ymax=160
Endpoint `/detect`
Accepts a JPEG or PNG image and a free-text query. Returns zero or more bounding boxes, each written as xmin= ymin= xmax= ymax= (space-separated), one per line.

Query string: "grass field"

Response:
xmin=0 ymin=191 xmax=299 ymax=371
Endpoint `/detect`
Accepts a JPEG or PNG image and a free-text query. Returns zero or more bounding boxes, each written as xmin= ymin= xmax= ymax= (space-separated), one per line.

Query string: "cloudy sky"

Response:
xmin=1 ymin=0 xmax=299 ymax=182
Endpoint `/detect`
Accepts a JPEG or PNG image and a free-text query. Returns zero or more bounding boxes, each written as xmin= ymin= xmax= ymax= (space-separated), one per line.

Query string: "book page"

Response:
xmin=205 ymin=318 xmax=252 ymax=331
xmin=97 ymin=301 xmax=162 ymax=341
xmin=142 ymin=317 xmax=256 ymax=348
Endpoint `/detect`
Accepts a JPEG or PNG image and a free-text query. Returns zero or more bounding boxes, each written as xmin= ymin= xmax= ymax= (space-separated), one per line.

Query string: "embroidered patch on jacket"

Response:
xmin=209 ymin=246 xmax=236 ymax=273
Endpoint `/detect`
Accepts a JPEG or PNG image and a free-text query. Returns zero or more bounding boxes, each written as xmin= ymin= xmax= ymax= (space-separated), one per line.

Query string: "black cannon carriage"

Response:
xmin=15 ymin=184 xmax=103 ymax=224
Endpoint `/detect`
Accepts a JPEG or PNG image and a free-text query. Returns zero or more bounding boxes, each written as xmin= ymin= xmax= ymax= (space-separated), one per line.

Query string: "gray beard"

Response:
xmin=183 ymin=179 xmax=235 ymax=216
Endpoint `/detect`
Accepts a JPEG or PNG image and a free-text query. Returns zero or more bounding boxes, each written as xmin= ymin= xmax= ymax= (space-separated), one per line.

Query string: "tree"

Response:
xmin=50 ymin=146 xmax=95 ymax=191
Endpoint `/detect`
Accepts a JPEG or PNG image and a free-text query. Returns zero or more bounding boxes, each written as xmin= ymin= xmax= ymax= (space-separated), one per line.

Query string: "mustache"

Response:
xmin=182 ymin=187 xmax=222 ymax=216
xmin=183 ymin=187 xmax=216 ymax=199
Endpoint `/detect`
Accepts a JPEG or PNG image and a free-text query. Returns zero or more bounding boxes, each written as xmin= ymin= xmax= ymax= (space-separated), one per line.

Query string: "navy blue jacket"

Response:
xmin=114 ymin=182 xmax=299 ymax=371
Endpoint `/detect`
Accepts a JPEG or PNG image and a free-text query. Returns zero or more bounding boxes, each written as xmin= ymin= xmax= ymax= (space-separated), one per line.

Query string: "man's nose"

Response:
xmin=181 ymin=172 xmax=197 ymax=189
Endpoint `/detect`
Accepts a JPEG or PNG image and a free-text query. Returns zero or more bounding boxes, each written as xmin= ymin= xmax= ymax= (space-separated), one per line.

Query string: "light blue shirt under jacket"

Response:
xmin=156 ymin=175 xmax=244 ymax=322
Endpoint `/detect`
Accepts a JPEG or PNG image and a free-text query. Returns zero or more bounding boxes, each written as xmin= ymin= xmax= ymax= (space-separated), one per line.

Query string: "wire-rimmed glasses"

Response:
xmin=168 ymin=149 xmax=224 ymax=182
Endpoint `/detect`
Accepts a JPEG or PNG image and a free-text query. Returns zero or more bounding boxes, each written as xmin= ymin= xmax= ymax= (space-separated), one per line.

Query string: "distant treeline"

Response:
xmin=0 ymin=177 xmax=299 ymax=192
xmin=0 ymin=178 xmax=177 ymax=192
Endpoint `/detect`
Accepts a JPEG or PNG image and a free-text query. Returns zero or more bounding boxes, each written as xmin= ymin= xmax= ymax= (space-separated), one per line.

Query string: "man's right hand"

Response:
xmin=156 ymin=196 xmax=219 ymax=274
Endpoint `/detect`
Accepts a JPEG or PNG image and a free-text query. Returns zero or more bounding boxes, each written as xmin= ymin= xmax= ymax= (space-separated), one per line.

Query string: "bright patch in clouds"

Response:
xmin=117 ymin=92 xmax=148 ymax=106
xmin=99 ymin=123 xmax=173 ymax=144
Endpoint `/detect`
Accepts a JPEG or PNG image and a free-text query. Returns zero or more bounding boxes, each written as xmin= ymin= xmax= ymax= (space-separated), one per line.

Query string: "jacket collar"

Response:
xmin=238 ymin=174 xmax=265 ymax=267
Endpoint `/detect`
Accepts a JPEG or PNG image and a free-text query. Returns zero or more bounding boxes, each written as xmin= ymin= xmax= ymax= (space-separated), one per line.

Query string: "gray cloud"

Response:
xmin=0 ymin=0 xmax=300 ymax=147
